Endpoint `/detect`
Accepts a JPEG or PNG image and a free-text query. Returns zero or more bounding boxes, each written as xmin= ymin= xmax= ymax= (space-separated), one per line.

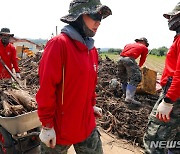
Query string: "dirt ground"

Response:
xmin=27 ymin=127 xmax=144 ymax=154
xmin=68 ymin=128 xmax=144 ymax=154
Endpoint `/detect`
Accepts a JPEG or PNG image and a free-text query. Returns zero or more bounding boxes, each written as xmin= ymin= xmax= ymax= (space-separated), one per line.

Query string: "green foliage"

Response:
xmin=149 ymin=46 xmax=168 ymax=56
xmin=108 ymin=48 xmax=122 ymax=54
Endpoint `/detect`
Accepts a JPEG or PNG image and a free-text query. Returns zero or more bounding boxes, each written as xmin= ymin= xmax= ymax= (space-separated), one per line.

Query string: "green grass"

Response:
xmin=99 ymin=52 xmax=120 ymax=61
xmin=99 ymin=52 xmax=166 ymax=73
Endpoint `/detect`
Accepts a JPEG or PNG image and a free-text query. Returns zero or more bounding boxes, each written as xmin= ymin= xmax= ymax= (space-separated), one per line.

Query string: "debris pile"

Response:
xmin=0 ymin=53 xmax=42 ymax=117
xmin=0 ymin=53 xmax=160 ymax=147
xmin=96 ymin=56 xmax=159 ymax=147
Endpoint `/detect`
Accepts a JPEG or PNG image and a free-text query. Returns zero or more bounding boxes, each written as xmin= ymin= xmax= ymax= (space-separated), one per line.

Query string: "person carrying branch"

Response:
xmin=143 ymin=2 xmax=180 ymax=154
xmin=118 ymin=37 xmax=149 ymax=105
xmin=0 ymin=28 xmax=20 ymax=79
xmin=36 ymin=0 xmax=112 ymax=153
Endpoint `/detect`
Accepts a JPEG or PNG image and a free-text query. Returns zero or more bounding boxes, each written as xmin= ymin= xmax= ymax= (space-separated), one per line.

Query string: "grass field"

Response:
xmin=99 ymin=52 xmax=165 ymax=74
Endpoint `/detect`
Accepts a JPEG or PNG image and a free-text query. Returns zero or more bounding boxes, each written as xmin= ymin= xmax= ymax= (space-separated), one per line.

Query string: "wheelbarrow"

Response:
xmin=0 ymin=110 xmax=41 ymax=154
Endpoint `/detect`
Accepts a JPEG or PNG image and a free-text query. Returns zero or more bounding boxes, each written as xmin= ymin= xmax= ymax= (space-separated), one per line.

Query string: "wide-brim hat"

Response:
xmin=0 ymin=28 xmax=14 ymax=37
xmin=60 ymin=0 xmax=112 ymax=23
xmin=135 ymin=37 xmax=149 ymax=47
xmin=163 ymin=2 xmax=180 ymax=19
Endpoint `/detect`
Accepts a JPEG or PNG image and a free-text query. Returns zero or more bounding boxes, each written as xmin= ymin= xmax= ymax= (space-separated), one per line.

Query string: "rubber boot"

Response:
xmin=168 ymin=150 xmax=174 ymax=154
xmin=125 ymin=84 xmax=141 ymax=105
xmin=121 ymin=83 xmax=127 ymax=98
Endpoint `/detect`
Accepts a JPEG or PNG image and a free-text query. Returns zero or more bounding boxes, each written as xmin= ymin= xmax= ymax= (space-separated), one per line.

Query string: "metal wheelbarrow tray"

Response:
xmin=0 ymin=110 xmax=41 ymax=135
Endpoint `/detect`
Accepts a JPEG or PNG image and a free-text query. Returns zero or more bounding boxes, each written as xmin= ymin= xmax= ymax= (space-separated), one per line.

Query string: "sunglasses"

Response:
xmin=88 ymin=12 xmax=102 ymax=21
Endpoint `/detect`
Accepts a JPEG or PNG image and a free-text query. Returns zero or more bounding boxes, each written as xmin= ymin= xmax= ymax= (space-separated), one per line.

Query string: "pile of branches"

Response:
xmin=96 ymin=56 xmax=159 ymax=147
xmin=18 ymin=53 xmax=42 ymax=95
xmin=0 ymin=88 xmax=37 ymax=117
xmin=0 ymin=53 xmax=42 ymax=117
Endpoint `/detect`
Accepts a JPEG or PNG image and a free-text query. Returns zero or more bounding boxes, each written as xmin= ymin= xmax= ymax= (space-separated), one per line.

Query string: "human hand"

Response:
xmin=16 ymin=73 xmax=21 ymax=79
xmin=156 ymin=100 xmax=173 ymax=122
xmin=109 ymin=78 xmax=119 ymax=89
xmin=93 ymin=106 xmax=102 ymax=118
xmin=39 ymin=127 xmax=56 ymax=148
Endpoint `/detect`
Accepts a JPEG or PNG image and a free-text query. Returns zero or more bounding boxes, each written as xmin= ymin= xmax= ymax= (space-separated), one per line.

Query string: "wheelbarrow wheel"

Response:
xmin=0 ymin=126 xmax=16 ymax=154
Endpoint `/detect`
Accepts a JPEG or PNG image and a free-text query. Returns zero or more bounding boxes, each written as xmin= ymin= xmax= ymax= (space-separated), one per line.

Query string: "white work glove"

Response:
xmin=156 ymin=100 xmax=173 ymax=122
xmin=16 ymin=73 xmax=21 ymax=79
xmin=109 ymin=78 xmax=120 ymax=89
xmin=93 ymin=106 xmax=102 ymax=118
xmin=39 ymin=127 xmax=56 ymax=148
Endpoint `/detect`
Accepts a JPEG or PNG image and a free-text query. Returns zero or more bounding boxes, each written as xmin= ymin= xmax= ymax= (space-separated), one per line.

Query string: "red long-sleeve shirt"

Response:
xmin=120 ymin=42 xmax=148 ymax=67
xmin=0 ymin=41 xmax=20 ymax=79
xmin=36 ymin=33 xmax=98 ymax=145
xmin=160 ymin=34 xmax=180 ymax=102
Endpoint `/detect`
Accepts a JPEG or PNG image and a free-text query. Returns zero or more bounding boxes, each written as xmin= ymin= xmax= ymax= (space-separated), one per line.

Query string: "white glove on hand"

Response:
xmin=109 ymin=78 xmax=119 ymax=89
xmin=93 ymin=106 xmax=102 ymax=118
xmin=39 ymin=127 xmax=56 ymax=148
xmin=16 ymin=73 xmax=21 ymax=79
xmin=156 ymin=100 xmax=173 ymax=122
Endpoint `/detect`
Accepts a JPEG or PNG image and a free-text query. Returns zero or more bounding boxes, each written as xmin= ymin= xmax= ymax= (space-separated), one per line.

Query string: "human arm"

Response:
xmin=11 ymin=46 xmax=20 ymax=73
xmin=139 ymin=47 xmax=148 ymax=67
xmin=156 ymin=38 xmax=180 ymax=122
xmin=91 ymin=48 xmax=103 ymax=118
xmin=165 ymin=40 xmax=180 ymax=101
xmin=36 ymin=38 xmax=63 ymax=128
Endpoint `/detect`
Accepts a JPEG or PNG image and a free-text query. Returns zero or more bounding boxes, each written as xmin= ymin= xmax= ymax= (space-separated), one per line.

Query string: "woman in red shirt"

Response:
xmin=36 ymin=0 xmax=112 ymax=153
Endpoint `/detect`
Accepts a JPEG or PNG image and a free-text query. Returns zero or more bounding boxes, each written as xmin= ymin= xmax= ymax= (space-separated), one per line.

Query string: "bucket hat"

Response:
xmin=163 ymin=2 xmax=180 ymax=19
xmin=60 ymin=0 xmax=112 ymax=23
xmin=135 ymin=37 xmax=149 ymax=47
xmin=0 ymin=28 xmax=14 ymax=37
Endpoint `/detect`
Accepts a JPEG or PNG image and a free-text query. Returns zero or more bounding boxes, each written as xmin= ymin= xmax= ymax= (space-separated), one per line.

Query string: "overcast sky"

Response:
xmin=0 ymin=0 xmax=179 ymax=49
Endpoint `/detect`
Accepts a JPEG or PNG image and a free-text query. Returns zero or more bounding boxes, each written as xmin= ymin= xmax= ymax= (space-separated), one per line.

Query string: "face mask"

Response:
xmin=168 ymin=15 xmax=180 ymax=31
xmin=82 ymin=22 xmax=95 ymax=37
xmin=70 ymin=15 xmax=96 ymax=38
xmin=1 ymin=36 xmax=10 ymax=46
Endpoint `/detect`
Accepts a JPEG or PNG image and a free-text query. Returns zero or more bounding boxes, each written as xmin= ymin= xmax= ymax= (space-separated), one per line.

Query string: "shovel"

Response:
xmin=0 ymin=57 xmax=23 ymax=88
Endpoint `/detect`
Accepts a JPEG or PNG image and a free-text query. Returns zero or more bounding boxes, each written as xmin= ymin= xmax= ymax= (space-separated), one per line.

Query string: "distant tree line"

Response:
xmin=100 ymin=46 xmax=168 ymax=56
xmin=29 ymin=38 xmax=48 ymax=46
xmin=107 ymin=48 xmax=122 ymax=54
xmin=149 ymin=46 xmax=168 ymax=56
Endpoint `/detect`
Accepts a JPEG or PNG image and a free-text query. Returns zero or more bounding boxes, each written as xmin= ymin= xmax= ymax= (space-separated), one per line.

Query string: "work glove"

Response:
xmin=93 ymin=106 xmax=102 ymax=118
xmin=156 ymin=100 xmax=173 ymax=122
xmin=109 ymin=78 xmax=119 ymax=89
xmin=39 ymin=127 xmax=56 ymax=148
xmin=16 ymin=73 xmax=21 ymax=79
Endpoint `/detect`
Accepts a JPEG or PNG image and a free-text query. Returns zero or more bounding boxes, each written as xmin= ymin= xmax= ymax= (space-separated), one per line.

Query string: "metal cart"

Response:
xmin=0 ymin=110 xmax=41 ymax=154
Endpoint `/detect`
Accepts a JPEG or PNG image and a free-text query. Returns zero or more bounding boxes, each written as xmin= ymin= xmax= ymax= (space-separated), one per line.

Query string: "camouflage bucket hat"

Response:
xmin=135 ymin=37 xmax=149 ymax=47
xmin=163 ymin=2 xmax=180 ymax=19
xmin=60 ymin=0 xmax=112 ymax=23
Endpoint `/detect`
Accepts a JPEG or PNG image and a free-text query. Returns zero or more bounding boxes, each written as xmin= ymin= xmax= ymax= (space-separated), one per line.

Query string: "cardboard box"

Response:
xmin=136 ymin=67 xmax=157 ymax=95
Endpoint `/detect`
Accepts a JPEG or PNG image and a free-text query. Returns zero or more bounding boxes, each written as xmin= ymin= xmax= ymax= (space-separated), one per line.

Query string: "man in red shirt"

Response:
xmin=118 ymin=37 xmax=149 ymax=105
xmin=143 ymin=2 xmax=180 ymax=154
xmin=0 ymin=28 xmax=20 ymax=79
xmin=36 ymin=0 xmax=112 ymax=153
